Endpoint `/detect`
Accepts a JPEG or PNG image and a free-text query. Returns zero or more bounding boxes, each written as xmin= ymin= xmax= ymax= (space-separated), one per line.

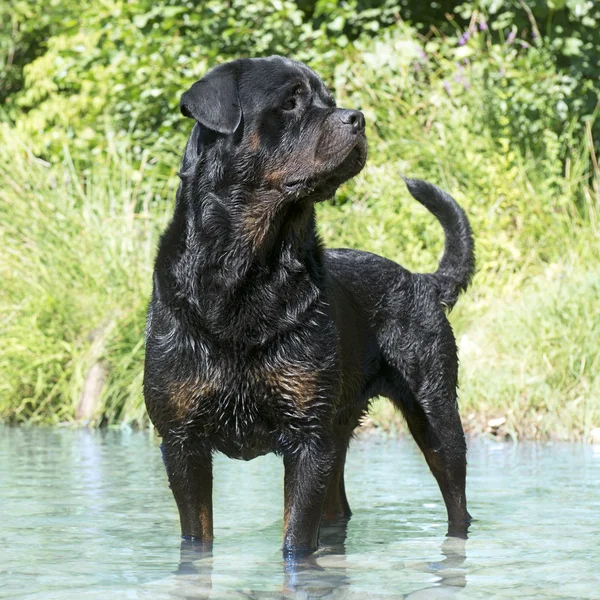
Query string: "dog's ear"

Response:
xmin=180 ymin=63 xmax=242 ymax=135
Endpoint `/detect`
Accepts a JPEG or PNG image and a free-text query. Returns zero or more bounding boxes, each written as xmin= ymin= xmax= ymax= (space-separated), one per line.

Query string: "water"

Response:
xmin=1 ymin=427 xmax=599 ymax=599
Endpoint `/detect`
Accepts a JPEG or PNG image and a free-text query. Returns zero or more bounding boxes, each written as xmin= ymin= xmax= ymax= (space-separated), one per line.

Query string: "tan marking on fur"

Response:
xmin=264 ymin=366 xmax=318 ymax=408
xmin=169 ymin=377 xmax=217 ymax=420
xmin=242 ymin=206 xmax=271 ymax=249
xmin=248 ymin=130 xmax=261 ymax=151
xmin=322 ymin=472 xmax=343 ymax=520
xmin=241 ymin=195 xmax=283 ymax=250
xmin=240 ymin=158 xmax=302 ymax=250
xmin=198 ymin=504 xmax=214 ymax=541
xmin=263 ymin=169 xmax=285 ymax=186
xmin=283 ymin=467 xmax=293 ymax=541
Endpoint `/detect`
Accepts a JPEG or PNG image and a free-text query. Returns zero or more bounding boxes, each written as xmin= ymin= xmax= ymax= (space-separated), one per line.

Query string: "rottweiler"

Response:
xmin=144 ymin=56 xmax=474 ymax=557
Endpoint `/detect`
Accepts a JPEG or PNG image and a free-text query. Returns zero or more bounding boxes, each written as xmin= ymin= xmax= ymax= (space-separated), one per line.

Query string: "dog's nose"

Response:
xmin=338 ymin=109 xmax=365 ymax=133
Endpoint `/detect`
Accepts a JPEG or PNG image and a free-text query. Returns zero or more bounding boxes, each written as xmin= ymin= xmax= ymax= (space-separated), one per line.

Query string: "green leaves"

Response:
xmin=1 ymin=4 xmax=600 ymax=435
xmin=561 ymin=36 xmax=583 ymax=56
xmin=2 ymin=0 xmax=321 ymax=161
xmin=2 ymin=0 xmax=599 ymax=168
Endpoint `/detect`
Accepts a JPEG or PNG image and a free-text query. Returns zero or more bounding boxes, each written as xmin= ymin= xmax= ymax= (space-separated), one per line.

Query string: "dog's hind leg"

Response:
xmin=387 ymin=365 xmax=471 ymax=538
xmin=402 ymin=398 xmax=470 ymax=537
xmin=161 ymin=438 xmax=214 ymax=545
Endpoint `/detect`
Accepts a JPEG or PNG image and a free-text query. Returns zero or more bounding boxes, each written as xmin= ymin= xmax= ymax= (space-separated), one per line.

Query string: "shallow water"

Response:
xmin=1 ymin=427 xmax=599 ymax=599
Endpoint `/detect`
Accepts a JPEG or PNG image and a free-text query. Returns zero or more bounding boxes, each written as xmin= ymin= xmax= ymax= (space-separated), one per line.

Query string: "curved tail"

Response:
xmin=403 ymin=177 xmax=475 ymax=310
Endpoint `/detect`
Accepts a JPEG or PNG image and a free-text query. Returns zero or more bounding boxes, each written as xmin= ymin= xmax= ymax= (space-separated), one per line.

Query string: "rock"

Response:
xmin=75 ymin=318 xmax=116 ymax=422
xmin=76 ymin=362 xmax=107 ymax=421
xmin=488 ymin=416 xmax=506 ymax=429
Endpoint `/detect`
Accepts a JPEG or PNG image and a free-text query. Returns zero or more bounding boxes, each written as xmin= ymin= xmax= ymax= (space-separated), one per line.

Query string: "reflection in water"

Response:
xmin=319 ymin=518 xmax=351 ymax=554
xmin=2 ymin=428 xmax=600 ymax=599
xmin=174 ymin=540 xmax=214 ymax=600
xmin=280 ymin=518 xmax=468 ymax=598
xmin=283 ymin=518 xmax=351 ymax=597
xmin=283 ymin=535 xmax=466 ymax=600
xmin=405 ymin=537 xmax=467 ymax=599
xmin=169 ymin=521 xmax=467 ymax=599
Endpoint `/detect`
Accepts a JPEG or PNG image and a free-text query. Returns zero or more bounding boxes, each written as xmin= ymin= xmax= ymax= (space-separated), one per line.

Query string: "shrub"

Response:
xmin=0 ymin=127 xmax=171 ymax=425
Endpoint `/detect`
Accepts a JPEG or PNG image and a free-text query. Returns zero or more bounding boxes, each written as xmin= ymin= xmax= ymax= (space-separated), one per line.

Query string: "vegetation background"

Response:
xmin=1 ymin=0 xmax=598 ymax=440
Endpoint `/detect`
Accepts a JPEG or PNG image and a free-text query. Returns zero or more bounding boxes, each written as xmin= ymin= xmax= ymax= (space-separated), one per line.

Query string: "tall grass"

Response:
xmin=0 ymin=128 xmax=172 ymax=425
xmin=458 ymin=264 xmax=600 ymax=440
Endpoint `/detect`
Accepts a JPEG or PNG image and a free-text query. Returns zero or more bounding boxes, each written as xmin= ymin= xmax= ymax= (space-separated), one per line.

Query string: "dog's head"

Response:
xmin=179 ymin=56 xmax=366 ymax=203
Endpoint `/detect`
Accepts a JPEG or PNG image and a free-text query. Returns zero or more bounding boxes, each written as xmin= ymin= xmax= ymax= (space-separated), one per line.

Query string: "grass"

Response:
xmin=1 ymin=31 xmax=599 ymax=439
xmin=458 ymin=262 xmax=600 ymax=441
xmin=0 ymin=130 xmax=173 ymax=426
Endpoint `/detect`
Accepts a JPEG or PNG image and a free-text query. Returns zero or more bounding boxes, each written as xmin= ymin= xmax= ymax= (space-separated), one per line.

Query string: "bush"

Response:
xmin=459 ymin=262 xmax=600 ymax=441
xmin=3 ymin=1 xmax=599 ymax=167
xmin=1 ymin=2 xmax=599 ymax=438
xmin=454 ymin=0 xmax=600 ymax=151
xmin=5 ymin=1 xmax=316 ymax=161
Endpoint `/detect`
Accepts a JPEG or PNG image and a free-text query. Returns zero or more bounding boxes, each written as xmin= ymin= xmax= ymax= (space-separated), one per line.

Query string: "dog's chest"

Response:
xmin=169 ymin=350 xmax=335 ymax=457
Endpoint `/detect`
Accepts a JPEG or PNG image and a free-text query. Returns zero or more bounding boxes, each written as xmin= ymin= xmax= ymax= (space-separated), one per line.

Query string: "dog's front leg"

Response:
xmin=283 ymin=444 xmax=334 ymax=557
xmin=161 ymin=439 xmax=213 ymax=546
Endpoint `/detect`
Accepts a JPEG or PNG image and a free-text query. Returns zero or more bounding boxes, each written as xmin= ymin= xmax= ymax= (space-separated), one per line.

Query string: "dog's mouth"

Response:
xmin=283 ymin=179 xmax=305 ymax=192
xmin=283 ymin=138 xmax=367 ymax=200
xmin=283 ymin=175 xmax=338 ymax=199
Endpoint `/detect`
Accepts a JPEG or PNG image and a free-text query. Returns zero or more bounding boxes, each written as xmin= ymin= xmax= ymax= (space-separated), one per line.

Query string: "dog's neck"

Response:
xmin=182 ymin=171 xmax=323 ymax=267
xmin=158 ymin=173 xmax=327 ymax=345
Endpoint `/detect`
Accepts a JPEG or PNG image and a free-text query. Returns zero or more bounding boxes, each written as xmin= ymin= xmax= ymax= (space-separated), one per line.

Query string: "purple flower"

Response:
xmin=458 ymin=32 xmax=470 ymax=46
xmin=420 ymin=49 xmax=427 ymax=59
xmin=507 ymin=30 xmax=516 ymax=45
xmin=479 ymin=20 xmax=488 ymax=31
xmin=443 ymin=81 xmax=451 ymax=95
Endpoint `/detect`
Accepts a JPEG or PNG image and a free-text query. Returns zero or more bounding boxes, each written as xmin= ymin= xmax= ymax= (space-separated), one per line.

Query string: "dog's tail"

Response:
xmin=403 ymin=177 xmax=475 ymax=310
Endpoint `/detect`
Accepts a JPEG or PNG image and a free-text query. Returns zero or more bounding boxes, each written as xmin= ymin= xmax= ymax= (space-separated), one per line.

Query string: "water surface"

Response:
xmin=1 ymin=427 xmax=599 ymax=599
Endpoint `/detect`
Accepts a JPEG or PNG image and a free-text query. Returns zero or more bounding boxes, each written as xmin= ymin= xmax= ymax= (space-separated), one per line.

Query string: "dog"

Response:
xmin=143 ymin=56 xmax=474 ymax=557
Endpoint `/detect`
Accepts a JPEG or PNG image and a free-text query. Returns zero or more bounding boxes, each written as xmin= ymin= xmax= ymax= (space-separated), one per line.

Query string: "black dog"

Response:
xmin=144 ymin=56 xmax=474 ymax=557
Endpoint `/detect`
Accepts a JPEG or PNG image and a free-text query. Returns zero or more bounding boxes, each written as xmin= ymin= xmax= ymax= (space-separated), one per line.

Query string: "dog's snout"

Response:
xmin=337 ymin=109 xmax=365 ymax=133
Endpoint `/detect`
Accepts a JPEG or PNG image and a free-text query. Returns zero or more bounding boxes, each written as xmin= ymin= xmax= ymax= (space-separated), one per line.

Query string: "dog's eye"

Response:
xmin=281 ymin=86 xmax=305 ymax=112
xmin=281 ymin=98 xmax=297 ymax=111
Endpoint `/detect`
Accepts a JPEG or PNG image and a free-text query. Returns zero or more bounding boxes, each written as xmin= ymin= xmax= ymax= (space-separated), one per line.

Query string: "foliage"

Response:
xmin=2 ymin=0 xmax=599 ymax=166
xmin=458 ymin=262 xmax=600 ymax=441
xmin=1 ymin=2 xmax=599 ymax=438
xmin=3 ymin=1 xmax=317 ymax=161
xmin=0 ymin=1 xmax=78 ymax=101
xmin=454 ymin=0 xmax=600 ymax=149
xmin=0 ymin=128 xmax=171 ymax=425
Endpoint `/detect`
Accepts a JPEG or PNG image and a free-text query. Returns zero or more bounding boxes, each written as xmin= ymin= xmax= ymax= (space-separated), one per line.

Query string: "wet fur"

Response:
xmin=144 ymin=56 xmax=475 ymax=555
